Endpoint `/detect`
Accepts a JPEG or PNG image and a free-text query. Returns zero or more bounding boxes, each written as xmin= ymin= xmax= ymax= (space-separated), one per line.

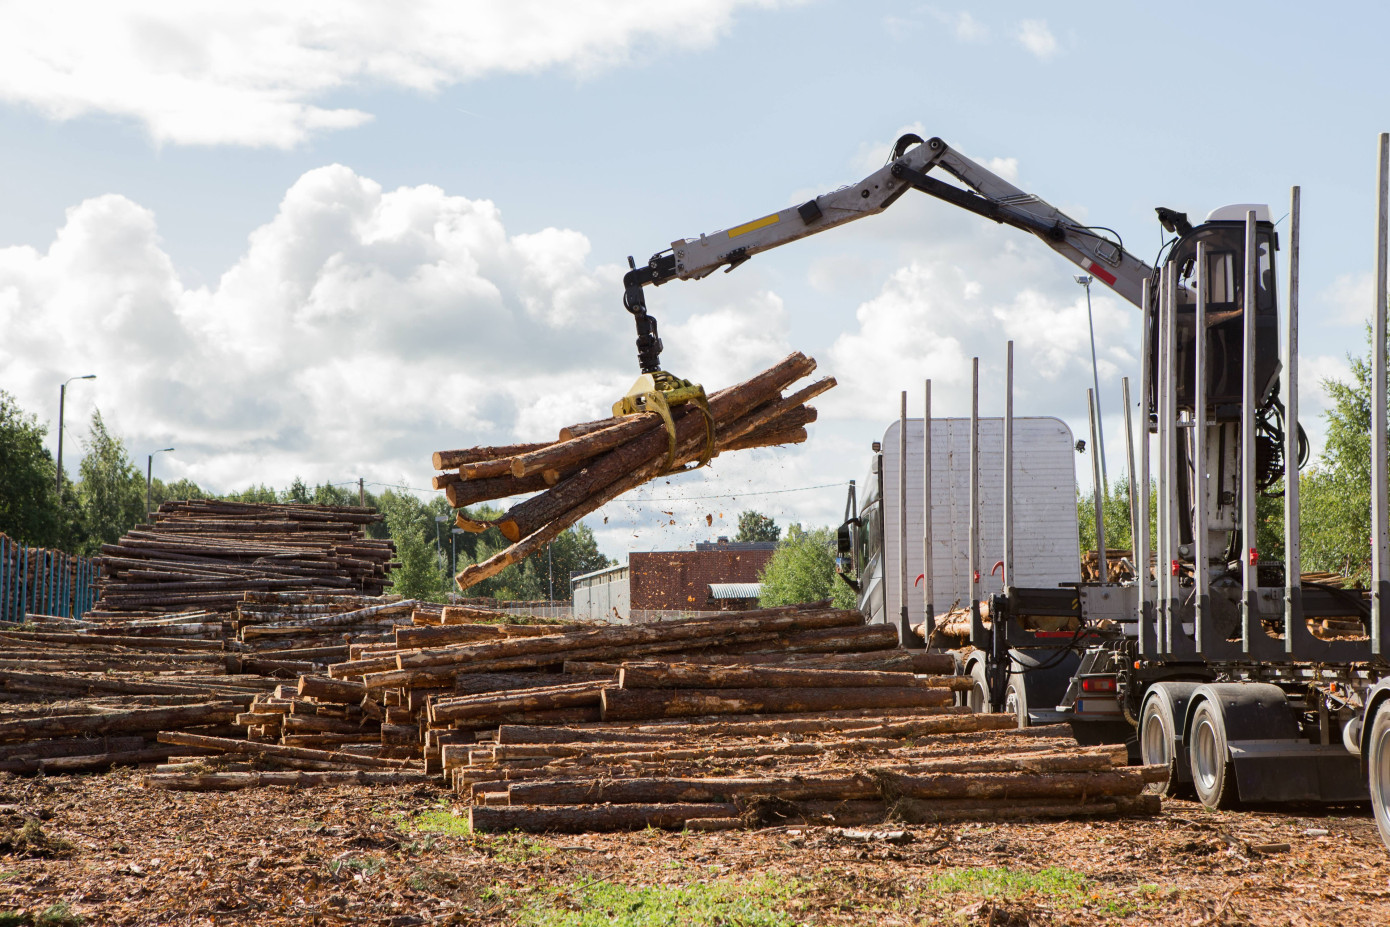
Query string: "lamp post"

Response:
xmin=434 ymin=515 xmax=448 ymax=595
xmin=450 ymin=528 xmax=464 ymax=597
xmin=1074 ymin=274 xmax=1109 ymax=500
xmin=146 ymin=448 xmax=175 ymax=520
xmin=55 ymin=375 xmax=97 ymax=495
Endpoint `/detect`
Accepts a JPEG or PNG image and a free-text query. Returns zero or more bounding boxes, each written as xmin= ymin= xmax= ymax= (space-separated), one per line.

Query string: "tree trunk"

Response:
xmin=432 ymin=443 xmax=550 ymax=471
xmin=615 ymin=663 xmax=965 ymax=691
xmin=156 ymin=730 xmax=413 ymax=769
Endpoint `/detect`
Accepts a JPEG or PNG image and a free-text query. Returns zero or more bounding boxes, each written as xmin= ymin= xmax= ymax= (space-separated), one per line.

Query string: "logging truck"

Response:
xmin=618 ymin=130 xmax=1390 ymax=848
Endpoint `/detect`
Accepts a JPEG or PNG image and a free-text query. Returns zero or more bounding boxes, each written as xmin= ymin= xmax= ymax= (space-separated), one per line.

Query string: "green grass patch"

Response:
xmin=518 ymin=876 xmax=802 ymax=927
xmin=0 ymin=903 xmax=84 ymax=927
xmin=919 ymin=867 xmax=1092 ymax=903
xmin=399 ymin=808 xmax=472 ymax=837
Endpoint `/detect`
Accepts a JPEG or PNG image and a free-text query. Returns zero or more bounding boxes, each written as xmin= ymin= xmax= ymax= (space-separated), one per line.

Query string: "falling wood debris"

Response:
xmin=429 ymin=352 xmax=833 ymax=590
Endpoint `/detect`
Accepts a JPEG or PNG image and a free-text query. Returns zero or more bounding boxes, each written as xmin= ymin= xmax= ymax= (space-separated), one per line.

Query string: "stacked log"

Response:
xmin=92 ymin=501 xmax=396 ymax=614
xmin=431 ymin=353 xmax=833 ymax=590
xmin=463 ymin=721 xmax=1165 ymax=833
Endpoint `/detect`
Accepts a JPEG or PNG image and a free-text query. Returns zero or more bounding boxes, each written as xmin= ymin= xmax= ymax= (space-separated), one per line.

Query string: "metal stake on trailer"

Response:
xmin=1003 ymin=342 xmax=1015 ymax=589
xmin=922 ymin=379 xmax=935 ymax=644
xmin=968 ymin=358 xmax=983 ymax=639
xmin=1137 ymin=279 xmax=1153 ymax=656
xmin=898 ymin=390 xmax=911 ymax=645
xmin=1194 ymin=241 xmax=1210 ymax=651
xmin=1374 ymin=133 xmax=1390 ymax=659
xmin=1285 ymin=186 xmax=1304 ymax=653
xmin=1241 ymin=210 xmax=1260 ymax=654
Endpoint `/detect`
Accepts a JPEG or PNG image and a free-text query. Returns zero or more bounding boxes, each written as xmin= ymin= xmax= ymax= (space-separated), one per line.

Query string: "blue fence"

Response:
xmin=0 ymin=533 xmax=100 ymax=622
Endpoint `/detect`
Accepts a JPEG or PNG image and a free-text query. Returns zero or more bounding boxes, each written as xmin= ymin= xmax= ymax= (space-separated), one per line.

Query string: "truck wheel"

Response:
xmin=1140 ymin=691 xmax=1189 ymax=798
xmin=1369 ymin=705 xmax=1390 ymax=849
xmin=1188 ymin=700 xmax=1238 ymax=809
xmin=966 ymin=660 xmax=993 ymax=714
xmin=1003 ymin=676 xmax=1026 ymax=728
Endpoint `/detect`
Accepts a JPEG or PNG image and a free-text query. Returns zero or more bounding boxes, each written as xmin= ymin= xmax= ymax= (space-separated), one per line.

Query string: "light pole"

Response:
xmin=434 ymin=515 xmax=448 ymax=595
xmin=450 ymin=528 xmax=464 ymax=597
xmin=146 ymin=448 xmax=175 ymax=520
xmin=56 ymin=374 xmax=97 ymax=495
xmin=1074 ymin=275 xmax=1109 ymax=501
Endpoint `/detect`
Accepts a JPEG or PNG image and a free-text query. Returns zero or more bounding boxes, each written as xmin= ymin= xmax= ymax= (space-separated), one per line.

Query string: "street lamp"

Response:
xmin=146 ymin=448 xmax=175 ymax=519
xmin=55 ymin=375 xmax=97 ymax=495
xmin=1074 ymin=275 xmax=1109 ymax=500
xmin=450 ymin=528 xmax=464 ymax=596
xmin=434 ymin=515 xmax=448 ymax=594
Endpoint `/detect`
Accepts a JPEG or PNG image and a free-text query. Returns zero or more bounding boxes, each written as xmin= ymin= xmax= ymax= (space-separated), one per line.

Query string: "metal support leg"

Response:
xmin=1003 ymin=342 xmax=1015 ymax=589
xmin=1374 ymin=135 xmax=1390 ymax=658
xmin=1241 ymin=210 xmax=1260 ymax=654
xmin=1285 ymin=186 xmax=1304 ymax=654
xmin=898 ymin=390 xmax=911 ymax=646
xmin=1137 ymin=279 xmax=1154 ymax=656
xmin=1194 ymin=241 xmax=1210 ymax=650
xmin=922 ymin=379 xmax=935 ymax=643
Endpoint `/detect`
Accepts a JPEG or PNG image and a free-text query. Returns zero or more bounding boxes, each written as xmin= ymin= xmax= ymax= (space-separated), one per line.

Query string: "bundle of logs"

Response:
xmin=431 ymin=352 xmax=832 ymax=590
xmin=0 ymin=590 xmax=417 ymax=774
xmin=465 ymin=724 xmax=1166 ymax=834
xmin=92 ymin=501 xmax=397 ymax=614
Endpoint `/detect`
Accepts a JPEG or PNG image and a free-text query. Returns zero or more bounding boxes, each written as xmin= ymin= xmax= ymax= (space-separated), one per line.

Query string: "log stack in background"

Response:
xmin=430 ymin=353 xmax=833 ymax=590
xmin=92 ymin=501 xmax=396 ymax=615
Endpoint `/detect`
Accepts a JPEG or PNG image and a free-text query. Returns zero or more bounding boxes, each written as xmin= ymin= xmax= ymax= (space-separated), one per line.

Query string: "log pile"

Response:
xmin=431 ymin=353 xmax=833 ymax=590
xmin=0 ymin=590 xmax=421 ymax=774
xmin=92 ymin=501 xmax=396 ymax=614
xmin=462 ymin=722 xmax=1165 ymax=834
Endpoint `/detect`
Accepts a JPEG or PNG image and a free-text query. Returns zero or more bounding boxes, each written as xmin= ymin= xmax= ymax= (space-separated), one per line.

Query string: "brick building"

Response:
xmin=571 ymin=538 xmax=776 ymax=622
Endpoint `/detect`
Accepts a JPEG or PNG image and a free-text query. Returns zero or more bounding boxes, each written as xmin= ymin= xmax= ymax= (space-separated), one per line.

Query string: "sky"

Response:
xmin=2 ymin=1 xmax=1388 ymax=564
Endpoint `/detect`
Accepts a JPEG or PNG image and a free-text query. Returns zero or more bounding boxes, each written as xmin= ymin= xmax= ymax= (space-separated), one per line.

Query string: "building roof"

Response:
xmin=707 ymin=582 xmax=762 ymax=600
xmin=695 ymin=540 xmax=778 ymax=551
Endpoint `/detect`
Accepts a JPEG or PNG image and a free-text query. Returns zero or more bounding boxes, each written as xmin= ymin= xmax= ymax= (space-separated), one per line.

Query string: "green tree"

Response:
xmin=375 ymin=487 xmax=448 ymax=601
xmin=0 ymin=390 xmax=67 ymax=547
xmin=1302 ymin=333 xmax=1378 ymax=582
xmin=758 ymin=524 xmax=857 ymax=609
xmin=735 ymin=510 xmax=781 ymax=543
xmin=74 ymin=410 xmax=145 ymax=554
xmin=1076 ymin=478 xmax=1143 ymax=557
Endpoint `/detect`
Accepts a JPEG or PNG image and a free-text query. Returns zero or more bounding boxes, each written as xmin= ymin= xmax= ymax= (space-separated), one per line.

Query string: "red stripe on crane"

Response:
xmin=1087 ymin=262 xmax=1117 ymax=287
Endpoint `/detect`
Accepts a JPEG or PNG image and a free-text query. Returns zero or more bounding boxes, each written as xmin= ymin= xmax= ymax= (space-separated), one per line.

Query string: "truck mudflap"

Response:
xmin=1227 ymin=742 xmax=1368 ymax=804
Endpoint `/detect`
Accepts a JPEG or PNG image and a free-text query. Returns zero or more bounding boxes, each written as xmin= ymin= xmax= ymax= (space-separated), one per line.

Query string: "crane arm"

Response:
xmin=622 ymin=134 xmax=1154 ymax=372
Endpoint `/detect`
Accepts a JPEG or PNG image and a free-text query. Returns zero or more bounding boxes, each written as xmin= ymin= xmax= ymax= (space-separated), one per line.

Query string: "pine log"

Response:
xmin=430 ymin=682 xmax=609 ymax=723
xmin=297 ymin=674 xmax=367 ymax=704
xmin=445 ymin=472 xmax=555 ymax=510
xmin=0 ymin=702 xmax=241 ymax=743
xmin=511 ymin=415 xmax=664 ymax=478
xmin=454 ymin=673 xmax=610 ymax=695
xmin=493 ymin=710 xmax=1008 ymax=744
xmin=394 ymin=607 xmax=863 ymax=672
xmin=877 ymin=767 xmax=1168 ymax=801
xmin=456 ymin=355 xmax=819 ymax=586
xmin=469 ymin=802 xmax=738 ymax=834
xmin=721 ymin=426 xmax=807 ymax=453
xmin=395 ymin=624 xmax=509 ymax=649
xmin=615 ymin=663 xmax=966 ymax=691
xmin=143 ymin=770 xmax=431 ymax=791
xmin=156 ymin=731 xmax=413 ymax=769
xmin=433 ymin=443 xmax=550 ymax=471
xmin=490 ymin=354 xmax=816 ymax=544
xmin=727 ymin=623 xmax=901 ymax=654
xmin=600 ymin=686 xmax=953 ymax=721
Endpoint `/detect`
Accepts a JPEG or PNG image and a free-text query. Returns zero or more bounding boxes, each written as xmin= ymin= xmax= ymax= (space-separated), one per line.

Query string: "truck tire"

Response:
xmin=1189 ymin=699 xmax=1238 ymax=809
xmin=1369 ymin=704 xmax=1390 ymax=850
xmin=1140 ymin=689 xmax=1189 ymax=798
xmin=966 ymin=659 xmax=993 ymax=714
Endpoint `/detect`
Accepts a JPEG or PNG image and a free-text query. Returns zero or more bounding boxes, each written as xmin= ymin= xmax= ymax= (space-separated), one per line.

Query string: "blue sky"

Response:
xmin=2 ymin=1 xmax=1386 ymax=560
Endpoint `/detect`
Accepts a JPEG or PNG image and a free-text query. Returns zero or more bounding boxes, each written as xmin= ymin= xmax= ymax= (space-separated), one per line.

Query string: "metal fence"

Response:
xmin=0 ymin=533 xmax=100 ymax=622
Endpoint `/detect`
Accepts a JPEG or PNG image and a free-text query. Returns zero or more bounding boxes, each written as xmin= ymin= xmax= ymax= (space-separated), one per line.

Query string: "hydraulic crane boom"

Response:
xmin=622 ymin=134 xmax=1154 ymax=373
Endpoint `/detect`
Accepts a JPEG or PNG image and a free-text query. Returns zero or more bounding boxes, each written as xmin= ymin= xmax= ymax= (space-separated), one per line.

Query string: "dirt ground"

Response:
xmin=0 ymin=771 xmax=1385 ymax=926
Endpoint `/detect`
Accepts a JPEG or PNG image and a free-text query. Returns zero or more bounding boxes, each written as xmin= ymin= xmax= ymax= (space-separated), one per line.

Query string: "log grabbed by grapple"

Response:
xmin=429 ymin=353 xmax=833 ymax=590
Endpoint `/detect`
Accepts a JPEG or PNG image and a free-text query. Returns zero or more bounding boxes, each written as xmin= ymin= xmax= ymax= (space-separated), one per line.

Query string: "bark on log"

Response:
xmin=615 ymin=663 xmax=966 ymax=691
xmin=469 ymin=802 xmax=739 ymax=834
xmin=0 ymin=702 xmax=241 ymax=743
xmin=433 ymin=443 xmax=550 ymax=471
xmin=600 ymin=686 xmax=953 ymax=721
xmin=445 ymin=472 xmax=555 ymax=510
xmin=511 ymin=415 xmax=664 ymax=478
xmin=430 ymin=682 xmax=609 ymax=723
xmin=143 ymin=770 xmax=431 ymax=791
xmin=720 ymin=426 xmax=808 ymax=453
xmin=297 ymin=675 xmax=367 ymax=704
xmin=155 ymin=731 xmax=413 ymax=769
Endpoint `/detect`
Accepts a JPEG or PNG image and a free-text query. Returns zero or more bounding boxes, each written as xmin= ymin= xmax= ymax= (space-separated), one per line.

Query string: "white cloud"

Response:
xmin=951 ymin=11 xmax=990 ymax=43
xmin=1016 ymin=19 xmax=1059 ymax=61
xmin=0 ymin=1 xmax=786 ymax=148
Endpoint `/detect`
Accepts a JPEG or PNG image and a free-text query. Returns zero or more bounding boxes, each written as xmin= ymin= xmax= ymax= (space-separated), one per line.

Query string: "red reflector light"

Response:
xmin=1171 ymin=559 xmax=1180 ymax=576
xmin=1081 ymin=677 xmax=1117 ymax=693
xmin=1248 ymin=547 xmax=1258 ymax=565
xmin=973 ymin=570 xmax=980 ymax=583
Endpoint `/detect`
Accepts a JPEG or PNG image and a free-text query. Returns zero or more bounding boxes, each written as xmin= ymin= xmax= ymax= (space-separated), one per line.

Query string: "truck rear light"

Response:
xmin=1249 ymin=547 xmax=1258 ymax=565
xmin=1080 ymin=677 xmax=1116 ymax=693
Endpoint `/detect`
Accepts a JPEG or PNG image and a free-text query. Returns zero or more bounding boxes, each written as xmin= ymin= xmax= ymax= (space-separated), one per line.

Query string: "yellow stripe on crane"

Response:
xmin=726 ymin=213 xmax=781 ymax=238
